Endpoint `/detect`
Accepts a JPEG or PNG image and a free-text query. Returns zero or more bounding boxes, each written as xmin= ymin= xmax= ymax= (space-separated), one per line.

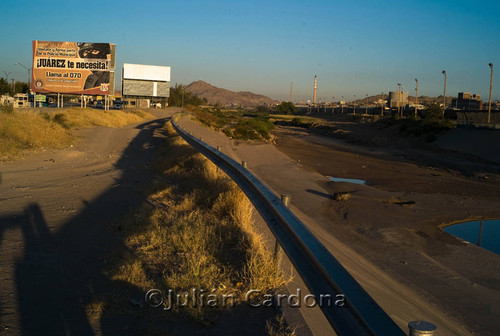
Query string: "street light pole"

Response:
xmin=365 ymin=94 xmax=368 ymax=115
xmin=488 ymin=63 xmax=494 ymax=124
xmin=353 ymin=94 xmax=356 ymax=114
xmin=381 ymin=92 xmax=384 ymax=116
xmin=14 ymin=62 xmax=31 ymax=91
xmin=442 ymin=70 xmax=447 ymax=115
xmin=397 ymin=83 xmax=402 ymax=116
xmin=415 ymin=78 xmax=418 ymax=118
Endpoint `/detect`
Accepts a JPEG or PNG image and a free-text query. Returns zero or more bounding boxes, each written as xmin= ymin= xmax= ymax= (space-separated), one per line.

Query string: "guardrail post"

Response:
xmin=216 ymin=146 xmax=222 ymax=173
xmin=241 ymin=161 xmax=248 ymax=169
xmin=274 ymin=194 xmax=291 ymax=271
xmin=408 ymin=321 xmax=437 ymax=336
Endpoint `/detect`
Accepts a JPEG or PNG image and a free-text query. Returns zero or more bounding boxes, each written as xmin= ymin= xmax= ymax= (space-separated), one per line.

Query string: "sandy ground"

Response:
xmin=176 ymin=114 xmax=500 ymax=336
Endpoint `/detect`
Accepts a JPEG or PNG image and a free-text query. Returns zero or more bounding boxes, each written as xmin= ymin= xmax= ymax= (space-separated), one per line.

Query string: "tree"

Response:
xmin=255 ymin=105 xmax=269 ymax=113
xmin=422 ymin=103 xmax=443 ymax=120
xmin=14 ymin=82 xmax=29 ymax=94
xmin=0 ymin=79 xmax=29 ymax=95
xmin=168 ymin=84 xmax=206 ymax=107
xmin=275 ymin=101 xmax=297 ymax=115
xmin=0 ymin=78 xmax=11 ymax=95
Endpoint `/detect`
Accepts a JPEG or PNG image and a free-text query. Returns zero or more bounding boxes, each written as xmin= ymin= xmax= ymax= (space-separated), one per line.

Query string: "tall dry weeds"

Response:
xmin=0 ymin=107 xmax=153 ymax=160
xmin=107 ymin=121 xmax=287 ymax=320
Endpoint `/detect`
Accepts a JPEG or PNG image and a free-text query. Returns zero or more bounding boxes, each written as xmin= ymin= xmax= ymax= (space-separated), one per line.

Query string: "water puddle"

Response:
xmin=443 ymin=219 xmax=500 ymax=255
xmin=328 ymin=177 xmax=366 ymax=185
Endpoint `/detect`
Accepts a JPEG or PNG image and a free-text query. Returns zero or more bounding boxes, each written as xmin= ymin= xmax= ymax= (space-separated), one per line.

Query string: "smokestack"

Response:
xmin=313 ymin=75 xmax=317 ymax=105
xmin=290 ymin=81 xmax=293 ymax=102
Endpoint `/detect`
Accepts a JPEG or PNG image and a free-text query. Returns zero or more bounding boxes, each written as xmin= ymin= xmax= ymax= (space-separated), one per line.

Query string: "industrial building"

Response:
xmin=388 ymin=91 xmax=408 ymax=108
xmin=451 ymin=92 xmax=483 ymax=110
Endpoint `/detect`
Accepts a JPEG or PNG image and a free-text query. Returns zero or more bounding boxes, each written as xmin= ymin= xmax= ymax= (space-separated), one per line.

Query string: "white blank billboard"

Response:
xmin=123 ymin=63 xmax=170 ymax=81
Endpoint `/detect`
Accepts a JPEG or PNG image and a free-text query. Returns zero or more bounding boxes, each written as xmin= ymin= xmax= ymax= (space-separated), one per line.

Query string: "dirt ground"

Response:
xmin=175 ymin=114 xmax=500 ymax=336
xmin=0 ymin=110 xmax=175 ymax=335
xmin=270 ymin=120 xmax=500 ymax=335
xmin=2 ymin=110 xmax=499 ymax=335
xmin=0 ymin=109 xmax=282 ymax=336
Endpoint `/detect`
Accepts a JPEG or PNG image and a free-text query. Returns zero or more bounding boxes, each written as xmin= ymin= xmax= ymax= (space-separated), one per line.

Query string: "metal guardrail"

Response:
xmin=171 ymin=115 xmax=406 ymax=336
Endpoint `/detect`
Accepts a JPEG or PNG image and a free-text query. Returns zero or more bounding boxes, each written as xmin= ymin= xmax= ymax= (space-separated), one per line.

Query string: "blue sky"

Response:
xmin=1 ymin=0 xmax=499 ymax=102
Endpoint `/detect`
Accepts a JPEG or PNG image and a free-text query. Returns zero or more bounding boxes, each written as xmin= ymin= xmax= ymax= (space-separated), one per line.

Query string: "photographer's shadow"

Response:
xmin=13 ymin=117 xmax=169 ymax=335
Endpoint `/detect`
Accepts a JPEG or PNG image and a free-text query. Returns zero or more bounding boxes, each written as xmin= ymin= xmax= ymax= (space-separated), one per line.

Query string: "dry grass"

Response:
xmin=333 ymin=192 xmax=351 ymax=201
xmin=0 ymin=107 xmax=153 ymax=160
xmin=266 ymin=314 xmax=297 ymax=336
xmin=106 ymin=122 xmax=286 ymax=320
xmin=40 ymin=107 xmax=153 ymax=129
xmin=0 ymin=109 xmax=74 ymax=159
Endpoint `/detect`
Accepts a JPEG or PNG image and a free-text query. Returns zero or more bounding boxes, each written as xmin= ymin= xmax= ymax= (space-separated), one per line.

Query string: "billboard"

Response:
xmin=122 ymin=63 xmax=170 ymax=98
xmin=32 ymin=41 xmax=116 ymax=95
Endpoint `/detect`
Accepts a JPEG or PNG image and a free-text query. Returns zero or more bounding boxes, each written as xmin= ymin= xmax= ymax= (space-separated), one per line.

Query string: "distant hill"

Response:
xmin=185 ymin=80 xmax=279 ymax=107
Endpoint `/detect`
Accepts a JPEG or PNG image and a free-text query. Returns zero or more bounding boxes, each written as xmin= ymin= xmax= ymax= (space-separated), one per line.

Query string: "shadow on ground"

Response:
xmin=0 ymin=117 xmax=278 ymax=335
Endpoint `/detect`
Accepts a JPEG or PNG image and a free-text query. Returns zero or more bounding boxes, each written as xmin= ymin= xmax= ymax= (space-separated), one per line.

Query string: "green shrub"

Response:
xmin=291 ymin=117 xmax=307 ymax=127
xmin=422 ymin=103 xmax=443 ymax=120
xmin=0 ymin=103 xmax=14 ymax=114
xmin=274 ymin=102 xmax=297 ymax=115
xmin=222 ymin=128 xmax=234 ymax=138
xmin=193 ymin=108 xmax=231 ymax=130
xmin=233 ymin=118 xmax=275 ymax=140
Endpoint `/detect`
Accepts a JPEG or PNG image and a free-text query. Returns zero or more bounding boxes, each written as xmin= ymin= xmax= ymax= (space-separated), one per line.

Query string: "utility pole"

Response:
xmin=381 ymin=92 xmax=384 ymax=116
xmin=3 ymin=71 xmax=11 ymax=94
xmin=442 ymin=70 xmax=447 ymax=116
xmin=488 ymin=63 xmax=494 ymax=124
xmin=3 ymin=71 xmax=11 ymax=82
xmin=365 ymin=94 xmax=368 ymax=115
xmin=14 ymin=62 xmax=31 ymax=91
xmin=290 ymin=81 xmax=293 ymax=102
xmin=415 ymin=78 xmax=418 ymax=118
xmin=353 ymin=94 xmax=356 ymax=115
xmin=313 ymin=75 xmax=317 ymax=105
xmin=397 ymin=83 xmax=402 ymax=116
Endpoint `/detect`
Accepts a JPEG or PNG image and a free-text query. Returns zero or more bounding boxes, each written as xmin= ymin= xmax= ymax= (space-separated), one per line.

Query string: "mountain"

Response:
xmin=185 ymin=80 xmax=279 ymax=107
